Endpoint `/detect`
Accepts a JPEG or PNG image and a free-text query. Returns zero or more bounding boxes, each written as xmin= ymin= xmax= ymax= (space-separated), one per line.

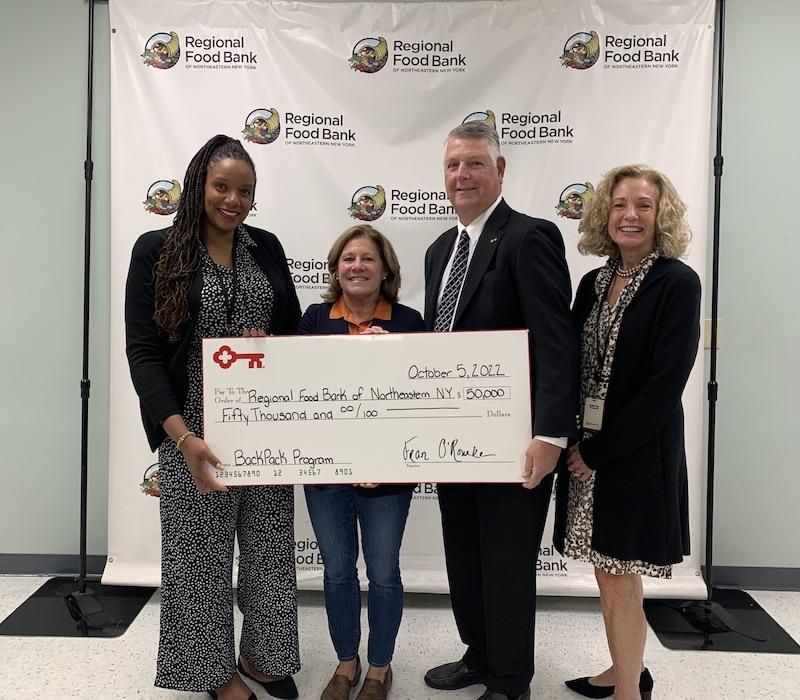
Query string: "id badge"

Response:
xmin=582 ymin=396 xmax=605 ymax=432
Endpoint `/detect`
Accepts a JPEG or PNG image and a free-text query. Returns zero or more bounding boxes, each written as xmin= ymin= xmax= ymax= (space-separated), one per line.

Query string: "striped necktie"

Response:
xmin=434 ymin=229 xmax=470 ymax=332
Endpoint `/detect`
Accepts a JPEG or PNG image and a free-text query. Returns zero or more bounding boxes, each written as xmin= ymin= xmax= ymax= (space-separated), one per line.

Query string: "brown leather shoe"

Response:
xmin=355 ymin=666 xmax=392 ymax=700
xmin=321 ymin=657 xmax=362 ymax=700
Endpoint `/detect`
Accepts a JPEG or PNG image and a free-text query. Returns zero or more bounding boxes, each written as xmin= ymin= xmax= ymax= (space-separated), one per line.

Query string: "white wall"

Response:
xmin=0 ymin=0 xmax=110 ymax=556
xmin=710 ymin=0 xmax=800 ymax=567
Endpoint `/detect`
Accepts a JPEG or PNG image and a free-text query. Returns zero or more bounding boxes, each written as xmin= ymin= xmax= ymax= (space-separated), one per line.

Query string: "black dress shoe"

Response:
xmin=424 ymin=659 xmax=487 ymax=690
xmin=476 ymin=690 xmax=530 ymax=700
xmin=565 ymin=668 xmax=653 ymax=699
xmin=237 ymin=659 xmax=299 ymax=699
xmin=207 ymin=692 xmax=256 ymax=700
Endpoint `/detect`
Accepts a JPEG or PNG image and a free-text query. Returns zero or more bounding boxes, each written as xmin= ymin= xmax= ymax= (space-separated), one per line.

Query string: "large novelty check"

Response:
xmin=202 ymin=330 xmax=532 ymax=485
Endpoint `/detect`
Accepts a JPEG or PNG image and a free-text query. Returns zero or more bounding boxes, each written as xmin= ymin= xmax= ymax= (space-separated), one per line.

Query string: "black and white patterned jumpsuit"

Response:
xmin=155 ymin=230 xmax=299 ymax=691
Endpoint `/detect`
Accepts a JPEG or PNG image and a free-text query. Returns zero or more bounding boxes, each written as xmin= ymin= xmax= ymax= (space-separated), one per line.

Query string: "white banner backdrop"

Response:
xmin=106 ymin=0 xmax=715 ymax=598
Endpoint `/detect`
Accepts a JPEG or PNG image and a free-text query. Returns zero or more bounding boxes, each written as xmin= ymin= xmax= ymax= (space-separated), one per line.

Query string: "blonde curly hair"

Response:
xmin=577 ymin=164 xmax=691 ymax=259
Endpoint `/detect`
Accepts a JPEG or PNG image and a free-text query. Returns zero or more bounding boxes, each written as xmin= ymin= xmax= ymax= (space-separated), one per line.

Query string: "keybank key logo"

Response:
xmin=350 ymin=37 xmax=389 ymax=73
xmin=142 ymin=31 xmax=180 ymax=69
xmin=144 ymin=179 xmax=181 ymax=215
xmin=242 ymin=108 xmax=281 ymax=145
xmin=349 ymin=185 xmax=386 ymax=221
xmin=556 ymin=183 xmax=594 ymax=220
xmin=560 ymin=31 xmax=600 ymax=70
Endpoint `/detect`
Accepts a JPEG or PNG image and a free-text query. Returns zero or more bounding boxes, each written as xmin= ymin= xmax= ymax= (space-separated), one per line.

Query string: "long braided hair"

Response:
xmin=153 ymin=135 xmax=256 ymax=342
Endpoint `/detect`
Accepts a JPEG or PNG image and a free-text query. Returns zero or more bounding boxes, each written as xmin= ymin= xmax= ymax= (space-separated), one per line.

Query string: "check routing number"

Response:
xmin=202 ymin=330 xmax=532 ymax=485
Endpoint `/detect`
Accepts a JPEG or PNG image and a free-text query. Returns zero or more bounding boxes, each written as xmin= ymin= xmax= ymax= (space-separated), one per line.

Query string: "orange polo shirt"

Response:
xmin=329 ymin=297 xmax=393 ymax=335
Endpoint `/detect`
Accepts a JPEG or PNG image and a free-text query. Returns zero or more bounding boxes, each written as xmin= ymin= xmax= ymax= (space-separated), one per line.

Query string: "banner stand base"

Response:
xmin=0 ymin=577 xmax=155 ymax=638
xmin=644 ymin=587 xmax=800 ymax=653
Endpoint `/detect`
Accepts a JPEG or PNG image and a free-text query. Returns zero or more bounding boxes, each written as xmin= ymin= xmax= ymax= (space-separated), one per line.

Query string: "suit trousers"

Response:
xmin=437 ymin=475 xmax=554 ymax=697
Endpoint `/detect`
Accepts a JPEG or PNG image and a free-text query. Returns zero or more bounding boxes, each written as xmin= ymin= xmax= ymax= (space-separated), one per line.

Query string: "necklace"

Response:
xmin=615 ymin=261 xmax=642 ymax=278
xmin=206 ymin=231 xmax=238 ymax=335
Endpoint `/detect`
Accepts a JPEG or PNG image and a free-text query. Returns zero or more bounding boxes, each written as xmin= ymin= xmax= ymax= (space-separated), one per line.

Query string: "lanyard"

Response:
xmin=209 ymin=239 xmax=238 ymax=335
xmin=591 ymin=269 xmax=622 ymax=383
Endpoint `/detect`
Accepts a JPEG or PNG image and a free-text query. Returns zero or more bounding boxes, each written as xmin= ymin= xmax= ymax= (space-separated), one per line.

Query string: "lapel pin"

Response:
xmin=489 ymin=237 xmax=498 ymax=244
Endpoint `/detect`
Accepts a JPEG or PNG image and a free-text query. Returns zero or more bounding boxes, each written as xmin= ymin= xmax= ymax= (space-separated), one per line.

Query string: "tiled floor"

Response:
xmin=0 ymin=577 xmax=798 ymax=699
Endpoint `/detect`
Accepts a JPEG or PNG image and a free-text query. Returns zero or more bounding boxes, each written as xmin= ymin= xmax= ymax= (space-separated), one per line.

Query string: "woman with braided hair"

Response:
xmin=125 ymin=135 xmax=301 ymax=700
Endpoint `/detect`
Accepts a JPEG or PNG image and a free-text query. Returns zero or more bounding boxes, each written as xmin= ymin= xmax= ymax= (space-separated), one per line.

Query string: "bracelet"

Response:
xmin=175 ymin=431 xmax=195 ymax=450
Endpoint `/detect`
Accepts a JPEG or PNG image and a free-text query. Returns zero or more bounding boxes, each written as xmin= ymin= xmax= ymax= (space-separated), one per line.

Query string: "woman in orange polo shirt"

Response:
xmin=298 ymin=224 xmax=424 ymax=700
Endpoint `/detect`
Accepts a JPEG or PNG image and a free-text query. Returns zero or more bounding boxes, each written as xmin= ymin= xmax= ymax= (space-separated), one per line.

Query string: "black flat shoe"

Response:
xmin=424 ymin=659 xmax=487 ymax=690
xmin=207 ymin=692 xmax=257 ymax=700
xmin=237 ymin=659 xmax=299 ymax=699
xmin=565 ymin=668 xmax=653 ymax=699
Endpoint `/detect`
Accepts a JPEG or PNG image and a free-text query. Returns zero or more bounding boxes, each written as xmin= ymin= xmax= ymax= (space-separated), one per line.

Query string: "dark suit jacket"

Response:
xmin=424 ymin=198 xmax=578 ymax=438
xmin=298 ymin=300 xmax=424 ymax=496
xmin=125 ymin=225 xmax=300 ymax=451
xmin=553 ymin=257 xmax=701 ymax=565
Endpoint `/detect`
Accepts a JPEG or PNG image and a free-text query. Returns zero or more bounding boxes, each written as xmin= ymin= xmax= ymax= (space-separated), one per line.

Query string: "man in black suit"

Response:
xmin=423 ymin=121 xmax=578 ymax=700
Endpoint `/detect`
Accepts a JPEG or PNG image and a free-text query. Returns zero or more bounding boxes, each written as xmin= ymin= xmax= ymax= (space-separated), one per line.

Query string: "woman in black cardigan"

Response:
xmin=299 ymin=224 xmax=423 ymax=700
xmin=125 ymin=135 xmax=301 ymax=700
xmin=554 ymin=165 xmax=701 ymax=700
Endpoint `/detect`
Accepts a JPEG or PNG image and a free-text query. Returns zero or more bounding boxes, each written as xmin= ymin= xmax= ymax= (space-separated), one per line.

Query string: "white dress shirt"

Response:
xmin=436 ymin=196 xmax=567 ymax=450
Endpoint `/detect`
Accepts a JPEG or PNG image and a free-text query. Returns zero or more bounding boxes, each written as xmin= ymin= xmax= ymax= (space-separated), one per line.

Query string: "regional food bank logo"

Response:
xmin=350 ymin=36 xmax=467 ymax=74
xmin=560 ymin=31 xmax=600 ymax=70
xmin=349 ymin=186 xmax=386 ymax=221
xmin=538 ymin=544 xmax=569 ymax=575
xmin=144 ymin=179 xmax=182 ymax=215
xmin=141 ymin=463 xmax=160 ymax=497
xmin=142 ymin=31 xmax=180 ymax=69
xmin=413 ymin=483 xmax=439 ymax=501
xmin=242 ymin=108 xmax=280 ymax=145
xmin=239 ymin=105 xmax=357 ymax=147
xmin=462 ymin=110 xmax=496 ymax=129
xmin=561 ymin=29 xmax=682 ymax=71
xmin=350 ymin=37 xmax=389 ymax=73
xmin=556 ymin=182 xmax=594 ymax=220
xmin=468 ymin=108 xmax=576 ymax=146
xmin=284 ymin=112 xmax=356 ymax=147
xmin=388 ymin=188 xmax=453 ymax=222
xmin=603 ymin=33 xmax=681 ymax=69
xmin=287 ymin=257 xmax=330 ymax=289
xmin=141 ymin=30 xmax=258 ymax=71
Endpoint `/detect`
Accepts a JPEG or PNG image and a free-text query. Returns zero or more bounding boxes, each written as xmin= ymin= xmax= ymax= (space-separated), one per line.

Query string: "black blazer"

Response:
xmin=424 ymin=199 xmax=578 ymax=438
xmin=553 ymin=257 xmax=701 ymax=565
xmin=125 ymin=225 xmax=300 ymax=451
xmin=297 ymin=300 xmax=425 ymax=496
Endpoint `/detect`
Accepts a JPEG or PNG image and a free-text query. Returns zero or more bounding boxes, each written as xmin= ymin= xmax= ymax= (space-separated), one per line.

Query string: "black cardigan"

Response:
xmin=554 ymin=257 xmax=701 ymax=565
xmin=125 ymin=225 xmax=301 ymax=451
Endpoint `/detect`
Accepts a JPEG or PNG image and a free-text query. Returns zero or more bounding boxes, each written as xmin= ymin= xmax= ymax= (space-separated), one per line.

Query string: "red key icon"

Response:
xmin=213 ymin=344 xmax=265 ymax=369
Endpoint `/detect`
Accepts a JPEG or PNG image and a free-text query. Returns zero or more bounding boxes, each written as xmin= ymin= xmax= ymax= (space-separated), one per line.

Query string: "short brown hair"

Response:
xmin=578 ymin=164 xmax=691 ymax=259
xmin=322 ymin=225 xmax=402 ymax=303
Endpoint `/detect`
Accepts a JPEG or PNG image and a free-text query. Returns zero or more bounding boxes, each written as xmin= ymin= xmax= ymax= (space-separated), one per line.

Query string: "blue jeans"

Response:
xmin=304 ymin=485 xmax=412 ymax=667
